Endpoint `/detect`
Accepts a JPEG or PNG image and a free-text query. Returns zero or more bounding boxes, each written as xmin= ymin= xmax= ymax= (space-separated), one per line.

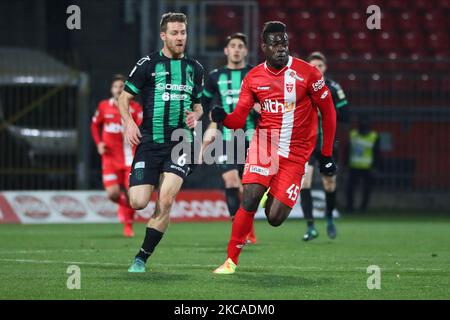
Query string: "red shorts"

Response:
xmin=242 ymin=147 xmax=307 ymax=208
xmin=102 ymin=166 xmax=131 ymax=189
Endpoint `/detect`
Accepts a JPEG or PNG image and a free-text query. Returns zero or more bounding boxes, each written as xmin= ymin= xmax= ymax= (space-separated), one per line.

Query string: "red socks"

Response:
xmin=117 ymin=192 xmax=134 ymax=224
xmin=227 ymin=208 xmax=256 ymax=265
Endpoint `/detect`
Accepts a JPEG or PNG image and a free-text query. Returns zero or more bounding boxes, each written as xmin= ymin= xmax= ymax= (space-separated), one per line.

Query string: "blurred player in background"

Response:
xmin=201 ymin=32 xmax=259 ymax=244
xmin=301 ymin=52 xmax=349 ymax=241
xmin=91 ymin=74 xmax=143 ymax=237
xmin=211 ymin=22 xmax=336 ymax=274
xmin=119 ymin=13 xmax=204 ymax=273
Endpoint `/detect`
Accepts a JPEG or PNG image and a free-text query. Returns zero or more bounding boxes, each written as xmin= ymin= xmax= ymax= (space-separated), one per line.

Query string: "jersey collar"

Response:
xmin=264 ymin=56 xmax=293 ymax=75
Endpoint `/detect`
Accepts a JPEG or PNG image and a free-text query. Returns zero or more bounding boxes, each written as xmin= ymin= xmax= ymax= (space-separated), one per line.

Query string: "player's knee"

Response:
xmin=241 ymin=196 xmax=259 ymax=212
xmin=322 ymin=177 xmax=336 ymax=192
xmin=107 ymin=190 xmax=120 ymax=203
xmin=267 ymin=214 xmax=284 ymax=227
xmin=129 ymin=196 xmax=148 ymax=210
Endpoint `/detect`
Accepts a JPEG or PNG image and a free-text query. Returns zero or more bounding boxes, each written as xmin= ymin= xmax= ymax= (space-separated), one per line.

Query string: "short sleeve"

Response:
xmin=124 ymin=56 xmax=151 ymax=96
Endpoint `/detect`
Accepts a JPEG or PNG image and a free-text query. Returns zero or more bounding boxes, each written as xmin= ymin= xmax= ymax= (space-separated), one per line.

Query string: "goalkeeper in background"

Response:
xmin=301 ymin=52 xmax=349 ymax=241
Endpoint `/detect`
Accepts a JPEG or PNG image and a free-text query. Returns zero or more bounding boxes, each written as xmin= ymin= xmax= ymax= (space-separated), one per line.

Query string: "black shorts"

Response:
xmin=129 ymin=142 xmax=195 ymax=187
xmin=216 ymin=139 xmax=248 ymax=175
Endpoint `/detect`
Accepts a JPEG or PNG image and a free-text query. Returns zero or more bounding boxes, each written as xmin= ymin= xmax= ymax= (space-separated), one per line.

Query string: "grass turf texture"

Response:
xmin=0 ymin=214 xmax=449 ymax=299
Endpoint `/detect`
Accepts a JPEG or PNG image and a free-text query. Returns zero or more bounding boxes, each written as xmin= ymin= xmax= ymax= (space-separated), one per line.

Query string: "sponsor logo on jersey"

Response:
xmin=312 ymin=77 xmax=325 ymax=91
xmin=249 ymin=165 xmax=270 ymax=176
xmin=162 ymin=92 xmax=188 ymax=102
xmin=257 ymin=86 xmax=270 ymax=90
xmin=156 ymin=83 xmax=193 ymax=92
xmin=220 ymin=89 xmax=241 ymax=96
xmin=105 ymin=114 xmax=114 ymax=119
xmin=262 ymin=99 xmax=296 ymax=113
xmin=321 ymin=90 xmax=329 ymax=99
xmin=170 ymin=164 xmax=186 ymax=175
xmin=152 ymin=71 xmax=170 ymax=77
xmin=104 ymin=122 xmax=123 ymax=133
xmin=134 ymin=161 xmax=145 ymax=169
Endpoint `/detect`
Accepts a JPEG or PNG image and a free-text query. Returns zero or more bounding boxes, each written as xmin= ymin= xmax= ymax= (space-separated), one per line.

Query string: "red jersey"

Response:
xmin=223 ymin=56 xmax=336 ymax=163
xmin=91 ymin=98 xmax=143 ymax=169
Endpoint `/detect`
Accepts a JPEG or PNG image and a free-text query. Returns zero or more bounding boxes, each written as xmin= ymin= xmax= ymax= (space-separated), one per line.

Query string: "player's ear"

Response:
xmin=261 ymin=42 xmax=267 ymax=53
xmin=223 ymin=47 xmax=229 ymax=56
xmin=160 ymin=32 xmax=166 ymax=42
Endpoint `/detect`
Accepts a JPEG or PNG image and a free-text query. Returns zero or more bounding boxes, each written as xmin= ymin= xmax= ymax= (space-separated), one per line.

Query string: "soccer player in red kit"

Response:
xmin=211 ymin=22 xmax=337 ymax=274
xmin=91 ymin=74 xmax=143 ymax=237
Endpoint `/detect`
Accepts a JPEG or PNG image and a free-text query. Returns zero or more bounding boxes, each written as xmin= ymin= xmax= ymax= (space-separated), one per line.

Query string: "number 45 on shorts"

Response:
xmin=286 ymin=184 xmax=300 ymax=201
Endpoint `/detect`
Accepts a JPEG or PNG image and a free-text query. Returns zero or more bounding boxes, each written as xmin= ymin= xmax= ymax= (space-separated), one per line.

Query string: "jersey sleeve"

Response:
xmin=223 ymin=74 xmax=255 ymax=129
xmin=192 ymin=60 xmax=204 ymax=104
xmin=124 ymin=56 xmax=151 ymax=96
xmin=90 ymin=103 xmax=104 ymax=145
xmin=201 ymin=70 xmax=219 ymax=112
xmin=308 ymin=68 xmax=336 ymax=157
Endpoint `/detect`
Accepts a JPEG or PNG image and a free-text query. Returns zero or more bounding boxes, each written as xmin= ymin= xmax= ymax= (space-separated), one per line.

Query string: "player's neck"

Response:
xmin=265 ymin=62 xmax=288 ymax=75
xmin=227 ymin=61 xmax=246 ymax=70
xmin=162 ymin=47 xmax=184 ymax=59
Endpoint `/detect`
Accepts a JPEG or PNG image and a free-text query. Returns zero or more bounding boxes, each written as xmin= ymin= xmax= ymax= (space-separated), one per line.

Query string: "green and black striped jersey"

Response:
xmin=202 ymin=65 xmax=258 ymax=142
xmin=124 ymin=50 xmax=204 ymax=144
xmin=317 ymin=78 xmax=349 ymax=148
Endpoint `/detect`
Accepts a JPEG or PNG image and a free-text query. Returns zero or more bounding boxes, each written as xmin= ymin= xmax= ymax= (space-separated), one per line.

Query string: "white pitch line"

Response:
xmin=0 ymin=258 xmax=448 ymax=273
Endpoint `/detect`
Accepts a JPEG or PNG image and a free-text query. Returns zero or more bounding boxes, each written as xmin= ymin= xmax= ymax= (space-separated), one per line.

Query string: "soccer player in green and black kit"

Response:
xmin=118 ymin=13 xmax=204 ymax=272
xmin=301 ymin=51 xmax=349 ymax=241
xmin=201 ymin=33 xmax=259 ymax=244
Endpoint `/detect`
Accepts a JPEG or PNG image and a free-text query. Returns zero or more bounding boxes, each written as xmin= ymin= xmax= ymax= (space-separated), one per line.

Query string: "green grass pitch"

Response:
xmin=1 ymin=214 xmax=449 ymax=299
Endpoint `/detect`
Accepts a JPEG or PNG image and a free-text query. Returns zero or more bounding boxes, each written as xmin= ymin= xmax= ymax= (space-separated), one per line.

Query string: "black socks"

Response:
xmin=225 ymin=187 xmax=240 ymax=218
xmin=300 ymin=188 xmax=314 ymax=226
xmin=325 ymin=190 xmax=336 ymax=220
xmin=136 ymin=227 xmax=164 ymax=263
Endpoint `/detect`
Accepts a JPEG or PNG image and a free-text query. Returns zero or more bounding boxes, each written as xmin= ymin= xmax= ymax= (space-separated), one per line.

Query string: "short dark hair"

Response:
xmin=111 ymin=74 xmax=125 ymax=85
xmin=307 ymin=51 xmax=327 ymax=64
xmin=261 ymin=21 xmax=287 ymax=43
xmin=160 ymin=12 xmax=187 ymax=32
xmin=225 ymin=32 xmax=247 ymax=47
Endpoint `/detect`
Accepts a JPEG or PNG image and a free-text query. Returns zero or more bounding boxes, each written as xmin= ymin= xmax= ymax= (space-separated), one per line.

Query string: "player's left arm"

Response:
xmin=186 ymin=61 xmax=204 ymax=129
xmin=212 ymin=75 xmax=255 ymax=129
xmin=308 ymin=69 xmax=337 ymax=157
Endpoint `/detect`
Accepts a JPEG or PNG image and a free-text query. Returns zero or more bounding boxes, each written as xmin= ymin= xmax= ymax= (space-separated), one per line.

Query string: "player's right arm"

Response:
xmin=90 ymin=103 xmax=106 ymax=155
xmin=211 ymin=75 xmax=255 ymax=129
xmin=119 ymin=56 xmax=151 ymax=146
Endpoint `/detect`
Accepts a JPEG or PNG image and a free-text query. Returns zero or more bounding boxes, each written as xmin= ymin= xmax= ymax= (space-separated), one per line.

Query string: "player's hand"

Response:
xmin=211 ymin=106 xmax=227 ymax=123
xmin=185 ymin=109 xmax=200 ymax=129
xmin=319 ymin=154 xmax=337 ymax=176
xmin=97 ymin=142 xmax=106 ymax=155
xmin=124 ymin=118 xmax=141 ymax=146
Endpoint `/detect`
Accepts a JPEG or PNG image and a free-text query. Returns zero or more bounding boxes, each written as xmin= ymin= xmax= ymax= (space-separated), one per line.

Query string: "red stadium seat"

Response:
xmin=298 ymin=32 xmax=323 ymax=53
xmin=368 ymin=73 xmax=389 ymax=92
xmin=433 ymin=53 xmax=450 ymax=71
xmin=345 ymin=11 xmax=365 ymax=31
xmin=350 ymin=31 xmax=374 ymax=53
xmin=428 ymin=32 xmax=449 ymax=53
xmin=331 ymin=51 xmax=352 ymax=72
xmin=375 ymin=31 xmax=398 ymax=53
xmin=402 ymin=32 xmax=425 ymax=53
xmin=309 ymin=0 xmax=333 ymax=10
xmin=264 ymin=9 xmax=291 ymax=26
xmin=384 ymin=0 xmax=406 ymax=11
xmin=291 ymin=11 xmax=316 ymax=32
xmin=335 ymin=0 xmax=357 ymax=11
xmin=414 ymin=0 xmax=435 ymax=10
xmin=353 ymin=52 xmax=378 ymax=72
xmin=259 ymin=0 xmax=278 ymax=9
xmin=285 ymin=0 xmax=307 ymax=10
xmin=384 ymin=51 xmax=402 ymax=72
xmin=408 ymin=52 xmax=431 ymax=72
xmin=340 ymin=73 xmax=364 ymax=92
xmin=379 ymin=11 xmax=396 ymax=31
xmin=325 ymin=32 xmax=348 ymax=52
xmin=423 ymin=11 xmax=446 ymax=32
xmin=398 ymin=11 xmax=419 ymax=31
xmin=319 ymin=11 xmax=343 ymax=31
